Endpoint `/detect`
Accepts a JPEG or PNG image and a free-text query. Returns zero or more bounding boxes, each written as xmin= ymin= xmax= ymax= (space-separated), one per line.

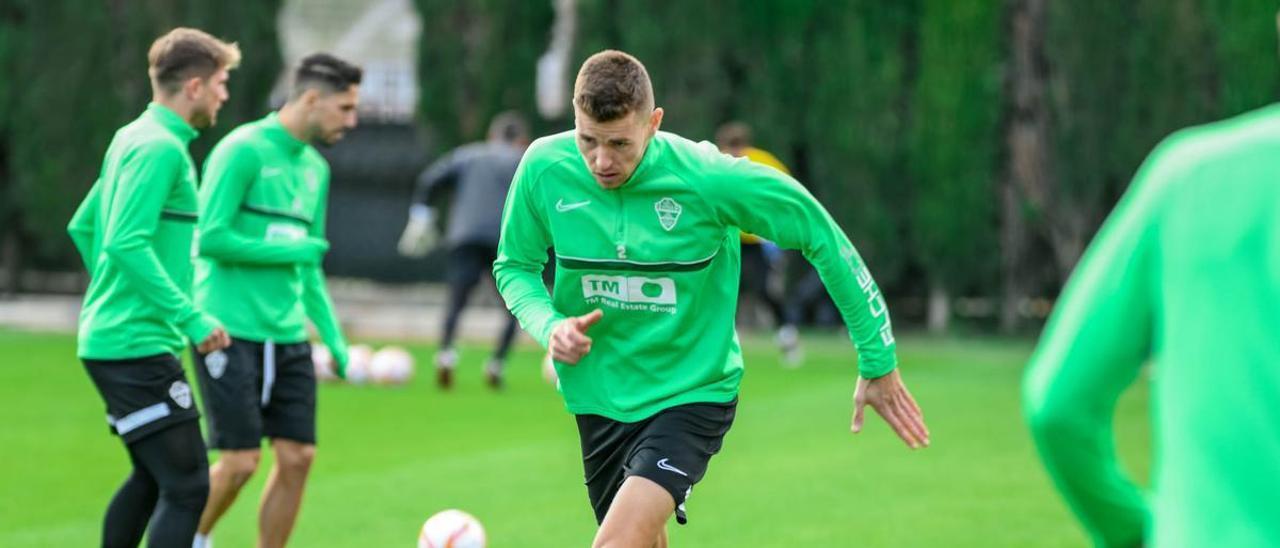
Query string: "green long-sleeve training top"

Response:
xmin=69 ymin=103 xmax=218 ymax=360
xmin=494 ymin=130 xmax=897 ymax=421
xmin=1025 ymin=104 xmax=1280 ymax=548
xmin=195 ymin=112 xmax=349 ymax=368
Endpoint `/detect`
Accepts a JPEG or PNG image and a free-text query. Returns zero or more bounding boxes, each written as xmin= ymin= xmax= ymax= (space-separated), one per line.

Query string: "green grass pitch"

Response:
xmin=0 ymin=328 xmax=1150 ymax=546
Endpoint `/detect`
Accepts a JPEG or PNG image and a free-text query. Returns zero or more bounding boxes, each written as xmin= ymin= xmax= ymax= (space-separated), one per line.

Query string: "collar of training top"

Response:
xmin=145 ymin=102 xmax=198 ymax=144
xmin=261 ymin=112 xmax=307 ymax=153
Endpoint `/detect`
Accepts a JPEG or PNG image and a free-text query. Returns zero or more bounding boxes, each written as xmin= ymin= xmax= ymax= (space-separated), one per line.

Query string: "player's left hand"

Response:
xmin=851 ymin=368 xmax=929 ymax=449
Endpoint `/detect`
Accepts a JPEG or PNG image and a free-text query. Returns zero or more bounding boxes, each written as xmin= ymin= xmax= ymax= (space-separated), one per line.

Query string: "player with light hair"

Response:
xmin=67 ymin=27 xmax=239 ymax=547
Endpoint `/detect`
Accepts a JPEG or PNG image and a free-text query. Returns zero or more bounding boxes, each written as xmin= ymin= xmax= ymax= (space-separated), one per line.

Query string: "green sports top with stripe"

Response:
xmin=194 ymin=113 xmax=349 ymax=367
xmin=495 ymin=130 xmax=897 ymax=421
xmin=1024 ymin=104 xmax=1280 ymax=547
xmin=69 ymin=103 xmax=219 ymax=360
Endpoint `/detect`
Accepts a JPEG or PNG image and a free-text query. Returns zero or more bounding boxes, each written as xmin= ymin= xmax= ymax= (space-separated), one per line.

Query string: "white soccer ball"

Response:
xmin=418 ymin=509 xmax=485 ymax=548
xmin=312 ymin=343 xmax=337 ymax=382
xmin=370 ymin=345 xmax=415 ymax=385
xmin=345 ymin=344 xmax=374 ymax=384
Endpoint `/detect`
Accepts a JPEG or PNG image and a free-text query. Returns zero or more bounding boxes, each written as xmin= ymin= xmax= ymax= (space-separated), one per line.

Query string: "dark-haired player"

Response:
xmin=190 ymin=53 xmax=362 ymax=548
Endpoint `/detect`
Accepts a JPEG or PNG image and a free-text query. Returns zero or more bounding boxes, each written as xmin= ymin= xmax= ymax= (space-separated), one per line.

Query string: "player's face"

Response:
xmin=188 ymin=68 xmax=230 ymax=129
xmin=575 ymin=107 xmax=663 ymax=189
xmin=308 ymin=85 xmax=360 ymax=145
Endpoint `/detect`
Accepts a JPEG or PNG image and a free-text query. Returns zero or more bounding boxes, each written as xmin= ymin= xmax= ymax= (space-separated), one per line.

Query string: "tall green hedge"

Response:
xmin=414 ymin=0 xmax=554 ymax=148
xmin=2 ymin=1 xmax=1277 ymax=328
xmin=909 ymin=0 xmax=1003 ymax=296
xmin=0 ymin=0 xmax=281 ymax=267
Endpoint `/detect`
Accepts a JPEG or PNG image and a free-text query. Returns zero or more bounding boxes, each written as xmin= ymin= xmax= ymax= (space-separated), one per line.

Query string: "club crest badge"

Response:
xmin=654 ymin=197 xmax=682 ymax=231
xmin=205 ymin=350 xmax=228 ymax=380
xmin=169 ymin=381 xmax=193 ymax=409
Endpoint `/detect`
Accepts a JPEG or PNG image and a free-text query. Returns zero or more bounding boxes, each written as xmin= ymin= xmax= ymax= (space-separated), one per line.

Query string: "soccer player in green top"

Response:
xmin=494 ymin=50 xmax=930 ymax=547
xmin=189 ymin=53 xmax=361 ymax=548
xmin=1023 ymin=30 xmax=1280 ymax=547
xmin=67 ymin=27 xmax=237 ymax=548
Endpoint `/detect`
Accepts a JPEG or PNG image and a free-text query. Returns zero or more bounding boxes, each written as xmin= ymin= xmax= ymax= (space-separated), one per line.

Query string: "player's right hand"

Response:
xmin=197 ymin=326 xmax=231 ymax=353
xmin=331 ymin=344 xmax=350 ymax=380
xmin=549 ymin=309 xmax=603 ymax=365
xmin=852 ymin=368 xmax=930 ymax=449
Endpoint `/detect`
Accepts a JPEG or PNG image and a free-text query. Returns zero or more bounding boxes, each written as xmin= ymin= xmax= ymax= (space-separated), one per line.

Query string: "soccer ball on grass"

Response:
xmin=418 ymin=509 xmax=485 ymax=548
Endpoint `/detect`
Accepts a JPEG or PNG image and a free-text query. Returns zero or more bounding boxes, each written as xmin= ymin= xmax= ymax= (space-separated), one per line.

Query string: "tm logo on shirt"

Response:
xmin=582 ymin=275 xmax=677 ymax=314
xmin=265 ymin=223 xmax=306 ymax=242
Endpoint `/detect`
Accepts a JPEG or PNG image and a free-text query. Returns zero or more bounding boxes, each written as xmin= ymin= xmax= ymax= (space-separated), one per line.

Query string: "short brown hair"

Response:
xmin=573 ymin=50 xmax=653 ymax=122
xmin=148 ymin=28 xmax=241 ymax=94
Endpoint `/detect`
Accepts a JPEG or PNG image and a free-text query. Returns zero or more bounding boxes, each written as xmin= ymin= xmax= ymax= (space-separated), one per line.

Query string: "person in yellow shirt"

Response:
xmin=716 ymin=122 xmax=802 ymax=366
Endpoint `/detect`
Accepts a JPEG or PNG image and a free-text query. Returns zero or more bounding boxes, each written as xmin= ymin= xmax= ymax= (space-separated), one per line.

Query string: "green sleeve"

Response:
xmin=493 ymin=156 xmax=564 ymax=347
xmin=68 ymin=181 xmax=100 ymax=274
xmin=102 ymin=143 xmax=217 ymax=343
xmin=197 ymin=143 xmax=329 ymax=266
xmin=300 ymin=176 xmax=348 ymax=372
xmin=701 ymin=152 xmax=897 ymax=378
xmin=1022 ymin=140 xmax=1173 ymax=547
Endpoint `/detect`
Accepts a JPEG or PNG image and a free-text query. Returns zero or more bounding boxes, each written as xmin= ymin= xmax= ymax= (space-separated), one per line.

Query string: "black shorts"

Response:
xmin=192 ymin=337 xmax=316 ymax=449
xmin=83 ymin=353 xmax=201 ymax=445
xmin=576 ymin=399 xmax=736 ymax=525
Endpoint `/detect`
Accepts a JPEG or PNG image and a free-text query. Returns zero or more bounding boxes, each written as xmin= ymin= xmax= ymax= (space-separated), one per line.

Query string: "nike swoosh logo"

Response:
xmin=556 ymin=199 xmax=591 ymax=212
xmin=656 ymin=458 xmax=688 ymax=477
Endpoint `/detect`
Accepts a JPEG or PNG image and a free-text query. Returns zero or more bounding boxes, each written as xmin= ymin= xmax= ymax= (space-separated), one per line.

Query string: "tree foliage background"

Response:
xmin=0 ymin=0 xmax=282 ymax=271
xmin=2 ymin=0 xmax=1277 ymax=330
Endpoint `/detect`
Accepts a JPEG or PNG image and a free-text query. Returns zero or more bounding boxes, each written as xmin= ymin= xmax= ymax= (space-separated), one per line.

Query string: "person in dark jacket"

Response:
xmin=398 ymin=111 xmax=530 ymax=389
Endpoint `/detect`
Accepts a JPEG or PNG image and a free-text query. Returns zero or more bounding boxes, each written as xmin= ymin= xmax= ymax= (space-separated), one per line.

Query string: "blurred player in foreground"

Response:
xmin=1025 ymin=16 xmax=1280 ymax=544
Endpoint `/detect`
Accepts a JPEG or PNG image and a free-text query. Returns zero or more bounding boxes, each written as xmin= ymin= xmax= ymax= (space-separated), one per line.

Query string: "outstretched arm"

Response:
xmin=701 ymin=148 xmax=927 ymax=448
